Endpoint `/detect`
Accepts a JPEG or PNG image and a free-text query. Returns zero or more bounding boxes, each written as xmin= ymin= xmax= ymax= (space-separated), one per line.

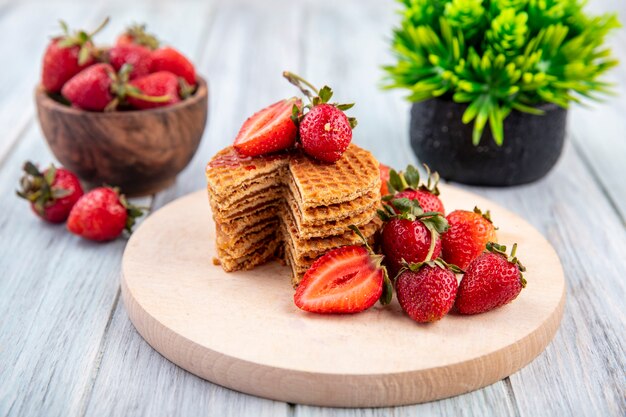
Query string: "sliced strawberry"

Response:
xmin=233 ymin=98 xmax=301 ymax=157
xmin=294 ymin=245 xmax=384 ymax=314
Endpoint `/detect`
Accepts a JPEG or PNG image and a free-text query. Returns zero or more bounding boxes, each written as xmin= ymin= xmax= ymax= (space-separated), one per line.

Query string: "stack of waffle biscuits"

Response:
xmin=206 ymin=144 xmax=381 ymax=286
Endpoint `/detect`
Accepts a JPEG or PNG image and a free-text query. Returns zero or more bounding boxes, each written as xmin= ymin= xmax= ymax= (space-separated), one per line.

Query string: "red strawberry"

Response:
xmin=396 ymin=260 xmax=461 ymax=323
xmin=41 ymin=18 xmax=108 ymax=93
xmin=379 ymin=163 xmax=391 ymax=196
xmin=61 ymin=63 xmax=115 ymax=111
xmin=128 ymin=72 xmax=181 ymax=109
xmin=62 ymin=63 xmax=171 ymax=111
xmin=233 ymin=98 xmax=301 ymax=157
xmin=442 ymin=207 xmax=497 ymax=270
xmin=16 ymin=161 xmax=83 ymax=223
xmin=108 ymin=44 xmax=153 ymax=79
xmin=116 ymin=24 xmax=159 ymax=50
xmin=386 ymin=164 xmax=444 ymax=214
xmin=150 ymin=47 xmax=196 ymax=86
xmin=294 ymin=246 xmax=388 ymax=314
xmin=455 ymin=242 xmax=526 ymax=314
xmin=379 ymin=198 xmax=448 ymax=277
xmin=283 ymin=71 xmax=357 ymax=163
xmin=67 ymin=187 xmax=144 ymax=241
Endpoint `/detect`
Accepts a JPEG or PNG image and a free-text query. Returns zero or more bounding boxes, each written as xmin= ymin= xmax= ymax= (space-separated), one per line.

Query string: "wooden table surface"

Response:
xmin=0 ymin=0 xmax=624 ymax=416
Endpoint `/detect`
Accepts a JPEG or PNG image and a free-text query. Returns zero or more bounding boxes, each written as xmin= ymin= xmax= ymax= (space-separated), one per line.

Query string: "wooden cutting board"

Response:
xmin=121 ymin=185 xmax=565 ymax=407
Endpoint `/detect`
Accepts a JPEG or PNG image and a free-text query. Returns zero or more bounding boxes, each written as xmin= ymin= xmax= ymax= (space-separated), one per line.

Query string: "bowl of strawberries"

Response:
xmin=35 ymin=19 xmax=208 ymax=196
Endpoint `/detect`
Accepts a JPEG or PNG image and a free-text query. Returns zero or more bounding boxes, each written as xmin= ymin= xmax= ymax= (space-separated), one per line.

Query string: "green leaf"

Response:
xmin=336 ymin=103 xmax=354 ymax=111
xmin=403 ymin=165 xmax=420 ymax=188
xmin=318 ymin=86 xmax=333 ymax=103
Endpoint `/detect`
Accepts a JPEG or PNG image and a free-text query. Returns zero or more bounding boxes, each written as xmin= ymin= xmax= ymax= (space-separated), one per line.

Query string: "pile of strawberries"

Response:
xmin=295 ymin=165 xmax=527 ymax=322
xmin=17 ymin=162 xmax=143 ymax=241
xmin=232 ymin=72 xmax=357 ymax=163
xmin=42 ymin=18 xmax=197 ymax=111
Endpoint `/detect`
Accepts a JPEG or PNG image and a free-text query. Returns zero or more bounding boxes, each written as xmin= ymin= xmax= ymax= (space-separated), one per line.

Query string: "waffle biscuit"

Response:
xmin=217 ymin=204 xmax=280 ymax=236
xmin=285 ymin=191 xmax=380 ymax=238
xmin=216 ymin=220 xmax=278 ymax=258
xmin=206 ymin=147 xmax=289 ymax=197
xmin=218 ymin=236 xmax=282 ymax=272
xmin=288 ymin=144 xmax=380 ymax=209
xmin=206 ymin=144 xmax=382 ymax=282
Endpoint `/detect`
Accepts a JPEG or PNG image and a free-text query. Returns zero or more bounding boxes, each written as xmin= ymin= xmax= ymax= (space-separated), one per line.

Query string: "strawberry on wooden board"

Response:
xmin=379 ymin=163 xmax=391 ymax=196
xmin=396 ymin=259 xmax=462 ymax=323
xmin=150 ymin=47 xmax=196 ymax=86
xmin=455 ymin=242 xmax=527 ymax=315
xmin=385 ymin=164 xmax=444 ymax=214
xmin=294 ymin=226 xmax=393 ymax=314
xmin=67 ymin=187 xmax=145 ymax=242
xmin=41 ymin=18 xmax=109 ymax=93
xmin=128 ymin=71 xmax=182 ymax=109
xmin=233 ymin=98 xmax=302 ymax=157
xmin=16 ymin=161 xmax=83 ymax=223
xmin=61 ymin=63 xmax=171 ymax=111
xmin=108 ymin=44 xmax=153 ymax=79
xmin=442 ymin=207 xmax=497 ymax=270
xmin=116 ymin=23 xmax=159 ymax=50
xmin=283 ymin=71 xmax=357 ymax=163
xmin=378 ymin=198 xmax=449 ymax=278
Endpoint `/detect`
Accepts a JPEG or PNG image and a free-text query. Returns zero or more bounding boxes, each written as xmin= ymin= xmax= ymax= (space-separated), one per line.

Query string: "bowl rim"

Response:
xmin=35 ymin=76 xmax=208 ymax=116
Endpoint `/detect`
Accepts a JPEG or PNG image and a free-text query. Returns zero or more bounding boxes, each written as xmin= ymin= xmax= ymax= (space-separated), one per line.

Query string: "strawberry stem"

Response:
xmin=89 ymin=17 xmax=110 ymax=37
xmin=425 ymin=228 xmax=437 ymax=262
xmin=282 ymin=71 xmax=319 ymax=98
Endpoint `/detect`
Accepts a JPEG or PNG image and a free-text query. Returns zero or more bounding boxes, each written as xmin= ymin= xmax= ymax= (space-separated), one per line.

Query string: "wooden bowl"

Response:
xmin=35 ymin=77 xmax=208 ymax=196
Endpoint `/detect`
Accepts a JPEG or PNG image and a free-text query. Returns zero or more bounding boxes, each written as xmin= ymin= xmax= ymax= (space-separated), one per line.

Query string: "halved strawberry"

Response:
xmin=233 ymin=98 xmax=301 ymax=157
xmin=294 ymin=245 xmax=387 ymax=314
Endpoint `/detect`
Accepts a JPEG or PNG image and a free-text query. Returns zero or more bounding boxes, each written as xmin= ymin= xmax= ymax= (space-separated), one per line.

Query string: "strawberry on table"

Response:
xmin=61 ymin=63 xmax=171 ymax=111
xmin=233 ymin=98 xmax=302 ymax=157
xmin=108 ymin=43 xmax=153 ymax=79
xmin=283 ymin=71 xmax=357 ymax=163
xmin=67 ymin=187 xmax=144 ymax=242
xmin=442 ymin=207 xmax=497 ymax=270
xmin=128 ymin=71 xmax=182 ymax=109
xmin=16 ymin=161 xmax=83 ymax=223
xmin=150 ymin=46 xmax=196 ymax=86
xmin=396 ymin=259 xmax=462 ymax=323
xmin=386 ymin=164 xmax=444 ymax=214
xmin=378 ymin=198 xmax=449 ymax=278
xmin=116 ymin=23 xmax=159 ymax=50
xmin=455 ymin=242 xmax=527 ymax=315
xmin=294 ymin=226 xmax=392 ymax=313
xmin=41 ymin=18 xmax=109 ymax=93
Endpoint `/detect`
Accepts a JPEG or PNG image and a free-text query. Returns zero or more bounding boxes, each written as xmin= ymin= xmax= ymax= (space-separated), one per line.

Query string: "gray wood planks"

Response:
xmin=0 ymin=0 xmax=624 ymax=416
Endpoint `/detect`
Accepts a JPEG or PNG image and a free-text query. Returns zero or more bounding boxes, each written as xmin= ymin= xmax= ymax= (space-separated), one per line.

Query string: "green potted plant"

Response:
xmin=384 ymin=0 xmax=620 ymax=186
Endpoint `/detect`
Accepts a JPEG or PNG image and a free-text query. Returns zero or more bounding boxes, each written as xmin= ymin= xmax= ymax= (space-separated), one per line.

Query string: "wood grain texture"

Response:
xmin=121 ymin=187 xmax=565 ymax=407
xmin=0 ymin=0 xmax=624 ymax=416
xmin=35 ymin=78 xmax=208 ymax=196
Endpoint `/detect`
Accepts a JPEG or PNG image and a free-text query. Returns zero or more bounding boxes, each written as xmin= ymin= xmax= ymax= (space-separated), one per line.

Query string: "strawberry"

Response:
xmin=233 ymin=98 xmax=301 ymax=157
xmin=379 ymin=163 xmax=391 ymax=196
xmin=62 ymin=63 xmax=170 ymax=111
xmin=127 ymin=72 xmax=182 ymax=109
xmin=385 ymin=164 xmax=444 ymax=214
xmin=41 ymin=18 xmax=108 ymax=93
xmin=108 ymin=44 xmax=153 ymax=79
xmin=456 ymin=242 xmax=527 ymax=315
xmin=283 ymin=71 xmax=357 ymax=163
xmin=116 ymin=24 xmax=159 ymax=50
xmin=67 ymin=187 xmax=144 ymax=241
xmin=396 ymin=259 xmax=462 ymax=323
xmin=294 ymin=226 xmax=392 ymax=313
xmin=150 ymin=47 xmax=196 ymax=86
xmin=442 ymin=207 xmax=497 ymax=270
xmin=16 ymin=161 xmax=83 ymax=223
xmin=378 ymin=198 xmax=448 ymax=278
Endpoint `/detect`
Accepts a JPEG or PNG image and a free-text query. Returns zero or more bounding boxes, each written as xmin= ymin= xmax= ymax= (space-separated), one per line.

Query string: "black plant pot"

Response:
xmin=409 ymin=99 xmax=567 ymax=186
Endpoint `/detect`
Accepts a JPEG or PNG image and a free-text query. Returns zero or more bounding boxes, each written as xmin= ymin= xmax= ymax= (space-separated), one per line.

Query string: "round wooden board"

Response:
xmin=121 ymin=185 xmax=566 ymax=407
